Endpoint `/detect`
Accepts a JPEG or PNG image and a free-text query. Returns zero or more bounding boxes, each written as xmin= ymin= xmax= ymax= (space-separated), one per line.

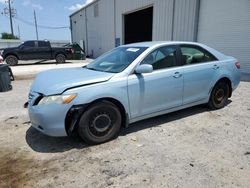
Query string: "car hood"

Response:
xmin=31 ymin=67 xmax=114 ymax=95
xmin=1 ymin=47 xmax=18 ymax=51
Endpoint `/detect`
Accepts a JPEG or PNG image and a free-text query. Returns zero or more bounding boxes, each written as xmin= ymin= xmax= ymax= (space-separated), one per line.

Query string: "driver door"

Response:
xmin=127 ymin=45 xmax=183 ymax=119
xmin=18 ymin=41 xmax=35 ymax=60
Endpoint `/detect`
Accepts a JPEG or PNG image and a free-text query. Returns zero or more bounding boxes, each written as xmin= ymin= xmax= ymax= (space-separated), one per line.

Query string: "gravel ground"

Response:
xmin=0 ymin=79 xmax=249 ymax=188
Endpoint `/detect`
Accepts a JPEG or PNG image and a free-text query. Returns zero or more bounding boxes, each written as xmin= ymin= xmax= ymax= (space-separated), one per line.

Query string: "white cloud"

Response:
xmin=0 ymin=0 xmax=5 ymax=4
xmin=68 ymin=0 xmax=94 ymax=12
xmin=22 ymin=0 xmax=43 ymax=10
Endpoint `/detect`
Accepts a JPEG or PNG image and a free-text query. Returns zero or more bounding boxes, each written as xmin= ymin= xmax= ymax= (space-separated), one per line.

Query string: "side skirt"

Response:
xmin=129 ymin=98 xmax=208 ymax=124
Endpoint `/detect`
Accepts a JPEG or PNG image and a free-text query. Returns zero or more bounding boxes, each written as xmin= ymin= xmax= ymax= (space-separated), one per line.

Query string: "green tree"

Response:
xmin=1 ymin=32 xmax=19 ymax=39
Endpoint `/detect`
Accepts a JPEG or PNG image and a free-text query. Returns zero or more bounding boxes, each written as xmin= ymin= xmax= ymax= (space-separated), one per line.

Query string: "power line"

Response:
xmin=14 ymin=16 xmax=69 ymax=29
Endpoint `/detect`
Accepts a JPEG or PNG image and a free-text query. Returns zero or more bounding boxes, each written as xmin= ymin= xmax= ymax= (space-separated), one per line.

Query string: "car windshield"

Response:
xmin=86 ymin=46 xmax=147 ymax=73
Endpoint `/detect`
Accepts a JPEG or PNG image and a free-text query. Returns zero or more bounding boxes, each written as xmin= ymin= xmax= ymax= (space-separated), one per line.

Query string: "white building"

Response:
xmin=70 ymin=0 xmax=250 ymax=73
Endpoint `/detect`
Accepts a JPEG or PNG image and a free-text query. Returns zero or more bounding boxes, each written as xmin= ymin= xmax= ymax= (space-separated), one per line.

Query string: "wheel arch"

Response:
xmin=4 ymin=53 xmax=19 ymax=60
xmin=212 ymin=77 xmax=232 ymax=98
xmin=54 ymin=51 xmax=66 ymax=58
xmin=65 ymin=97 xmax=129 ymax=136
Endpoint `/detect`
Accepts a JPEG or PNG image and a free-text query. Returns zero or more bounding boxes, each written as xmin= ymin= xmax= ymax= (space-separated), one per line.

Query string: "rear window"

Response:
xmin=38 ymin=41 xmax=50 ymax=47
xmin=180 ymin=45 xmax=217 ymax=65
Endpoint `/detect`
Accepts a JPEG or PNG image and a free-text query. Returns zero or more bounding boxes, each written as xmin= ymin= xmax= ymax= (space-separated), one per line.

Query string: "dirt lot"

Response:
xmin=0 ymin=79 xmax=249 ymax=188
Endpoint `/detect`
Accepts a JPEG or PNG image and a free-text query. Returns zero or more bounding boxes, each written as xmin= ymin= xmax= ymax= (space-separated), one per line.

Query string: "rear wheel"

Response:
xmin=78 ymin=101 xmax=122 ymax=144
xmin=208 ymin=81 xmax=230 ymax=110
xmin=55 ymin=54 xmax=66 ymax=63
xmin=5 ymin=55 xmax=18 ymax=66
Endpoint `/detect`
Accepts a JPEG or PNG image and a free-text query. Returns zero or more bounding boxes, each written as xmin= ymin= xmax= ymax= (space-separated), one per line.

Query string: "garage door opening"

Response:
xmin=124 ymin=7 xmax=153 ymax=44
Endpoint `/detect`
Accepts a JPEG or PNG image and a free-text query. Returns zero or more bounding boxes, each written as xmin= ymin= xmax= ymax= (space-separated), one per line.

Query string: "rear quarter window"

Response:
xmin=38 ymin=41 xmax=50 ymax=48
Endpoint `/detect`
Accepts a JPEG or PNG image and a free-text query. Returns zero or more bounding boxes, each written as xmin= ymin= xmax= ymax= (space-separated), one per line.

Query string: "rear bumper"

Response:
xmin=232 ymin=71 xmax=241 ymax=91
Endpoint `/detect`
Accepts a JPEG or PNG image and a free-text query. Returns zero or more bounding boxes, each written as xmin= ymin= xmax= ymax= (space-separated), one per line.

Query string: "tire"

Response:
xmin=5 ymin=55 xmax=18 ymax=66
xmin=55 ymin=54 xmax=66 ymax=64
xmin=78 ymin=101 xmax=122 ymax=144
xmin=208 ymin=81 xmax=230 ymax=110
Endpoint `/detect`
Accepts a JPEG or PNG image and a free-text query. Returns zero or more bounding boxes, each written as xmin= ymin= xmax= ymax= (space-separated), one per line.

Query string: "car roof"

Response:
xmin=25 ymin=40 xmax=49 ymax=42
xmin=121 ymin=41 xmax=201 ymax=48
xmin=121 ymin=41 xmax=227 ymax=60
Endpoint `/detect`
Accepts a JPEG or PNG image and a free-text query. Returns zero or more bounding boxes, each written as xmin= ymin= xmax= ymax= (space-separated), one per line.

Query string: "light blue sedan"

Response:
xmin=28 ymin=41 xmax=241 ymax=144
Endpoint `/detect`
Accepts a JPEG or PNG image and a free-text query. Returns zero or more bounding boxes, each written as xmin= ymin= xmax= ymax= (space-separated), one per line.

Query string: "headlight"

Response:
xmin=38 ymin=94 xmax=77 ymax=105
xmin=0 ymin=50 xmax=4 ymax=55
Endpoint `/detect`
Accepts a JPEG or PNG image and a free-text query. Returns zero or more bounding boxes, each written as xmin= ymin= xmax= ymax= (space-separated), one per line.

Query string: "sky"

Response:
xmin=0 ymin=0 xmax=93 ymax=41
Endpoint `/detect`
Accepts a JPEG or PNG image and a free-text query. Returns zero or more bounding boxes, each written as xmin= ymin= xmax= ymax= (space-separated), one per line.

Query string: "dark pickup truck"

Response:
xmin=0 ymin=40 xmax=74 ymax=65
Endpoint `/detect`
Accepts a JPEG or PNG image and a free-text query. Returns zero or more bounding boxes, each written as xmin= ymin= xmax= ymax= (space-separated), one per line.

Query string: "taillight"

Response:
xmin=235 ymin=62 xmax=240 ymax=69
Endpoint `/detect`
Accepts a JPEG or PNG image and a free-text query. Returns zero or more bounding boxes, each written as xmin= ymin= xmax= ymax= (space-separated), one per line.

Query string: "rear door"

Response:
xmin=36 ymin=41 xmax=51 ymax=59
xmin=180 ymin=45 xmax=219 ymax=104
xmin=128 ymin=45 xmax=183 ymax=119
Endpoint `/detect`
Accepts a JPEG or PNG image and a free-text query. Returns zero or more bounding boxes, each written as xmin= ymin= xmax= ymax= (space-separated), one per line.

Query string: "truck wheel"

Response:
xmin=78 ymin=101 xmax=122 ymax=144
xmin=55 ymin=54 xmax=66 ymax=64
xmin=5 ymin=55 xmax=18 ymax=66
xmin=208 ymin=81 xmax=230 ymax=110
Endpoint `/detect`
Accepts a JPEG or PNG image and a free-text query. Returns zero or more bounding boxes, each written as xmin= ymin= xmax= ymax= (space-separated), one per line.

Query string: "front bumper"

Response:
xmin=28 ymin=92 xmax=71 ymax=137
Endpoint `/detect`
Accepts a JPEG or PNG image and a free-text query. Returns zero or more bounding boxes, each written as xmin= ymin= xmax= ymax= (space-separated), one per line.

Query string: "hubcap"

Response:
xmin=8 ymin=57 xmax=15 ymax=64
xmin=89 ymin=113 xmax=112 ymax=137
xmin=215 ymin=89 xmax=224 ymax=102
xmin=58 ymin=57 xmax=62 ymax=62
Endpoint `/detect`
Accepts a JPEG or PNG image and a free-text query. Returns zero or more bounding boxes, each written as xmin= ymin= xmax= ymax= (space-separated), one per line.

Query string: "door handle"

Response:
xmin=173 ymin=72 xmax=182 ymax=78
xmin=213 ymin=64 xmax=220 ymax=70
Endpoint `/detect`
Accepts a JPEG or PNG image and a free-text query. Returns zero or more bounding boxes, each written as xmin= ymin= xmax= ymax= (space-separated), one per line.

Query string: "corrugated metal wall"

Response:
xmin=172 ymin=0 xmax=199 ymax=41
xmin=197 ymin=0 xmax=250 ymax=73
xmin=71 ymin=9 xmax=87 ymax=49
xmin=86 ymin=0 xmax=115 ymax=57
xmin=70 ymin=0 xmax=198 ymax=58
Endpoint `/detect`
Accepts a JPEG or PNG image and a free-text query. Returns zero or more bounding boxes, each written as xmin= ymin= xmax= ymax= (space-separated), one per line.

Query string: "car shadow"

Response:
xmin=121 ymin=99 xmax=232 ymax=136
xmin=15 ymin=60 xmax=75 ymax=66
xmin=120 ymin=105 xmax=208 ymax=136
xmin=25 ymin=127 xmax=88 ymax=153
xmin=26 ymin=104 xmax=215 ymax=153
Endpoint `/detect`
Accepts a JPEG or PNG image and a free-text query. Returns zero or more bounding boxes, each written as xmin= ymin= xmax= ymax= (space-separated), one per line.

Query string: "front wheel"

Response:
xmin=5 ymin=55 xmax=18 ymax=66
xmin=78 ymin=101 xmax=122 ymax=144
xmin=55 ymin=54 xmax=66 ymax=64
xmin=208 ymin=81 xmax=230 ymax=110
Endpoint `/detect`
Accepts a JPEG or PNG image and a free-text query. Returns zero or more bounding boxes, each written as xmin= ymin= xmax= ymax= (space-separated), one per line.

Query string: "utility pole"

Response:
xmin=8 ymin=0 xmax=14 ymax=36
xmin=18 ymin=25 xmax=20 ymax=39
xmin=33 ymin=9 xmax=38 ymax=40
xmin=1 ymin=0 xmax=16 ymax=36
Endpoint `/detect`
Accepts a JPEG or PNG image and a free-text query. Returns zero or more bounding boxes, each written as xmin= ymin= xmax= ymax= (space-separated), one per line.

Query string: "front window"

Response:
xmin=23 ymin=41 xmax=35 ymax=48
xmin=86 ymin=47 xmax=147 ymax=73
xmin=141 ymin=46 xmax=178 ymax=70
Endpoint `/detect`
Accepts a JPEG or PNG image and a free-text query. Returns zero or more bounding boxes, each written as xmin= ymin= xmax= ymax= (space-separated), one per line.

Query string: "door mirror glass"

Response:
xmin=135 ymin=64 xmax=153 ymax=74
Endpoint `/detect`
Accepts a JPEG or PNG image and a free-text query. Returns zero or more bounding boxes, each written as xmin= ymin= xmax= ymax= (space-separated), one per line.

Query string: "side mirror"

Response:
xmin=135 ymin=64 xmax=153 ymax=74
